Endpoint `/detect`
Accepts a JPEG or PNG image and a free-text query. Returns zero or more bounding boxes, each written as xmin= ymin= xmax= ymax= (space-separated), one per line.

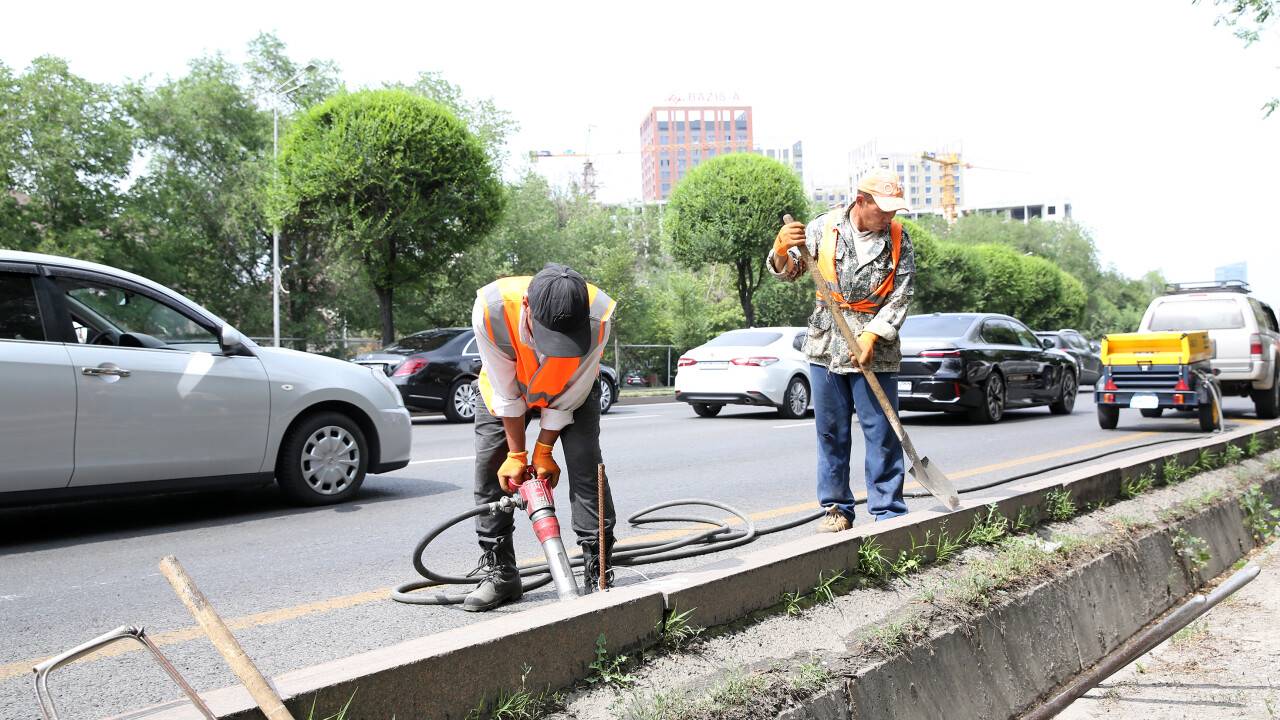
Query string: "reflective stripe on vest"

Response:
xmin=815 ymin=214 xmax=902 ymax=314
xmin=477 ymin=276 xmax=616 ymax=411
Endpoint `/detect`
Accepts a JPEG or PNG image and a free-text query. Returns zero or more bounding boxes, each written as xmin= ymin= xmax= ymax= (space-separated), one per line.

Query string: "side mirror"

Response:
xmin=1090 ymin=341 xmax=1102 ymax=353
xmin=1041 ymin=338 xmax=1055 ymax=350
xmin=219 ymin=325 xmax=253 ymax=357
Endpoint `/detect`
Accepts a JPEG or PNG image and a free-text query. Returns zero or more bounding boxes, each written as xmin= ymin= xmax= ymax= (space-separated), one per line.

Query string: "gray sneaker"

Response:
xmin=462 ymin=537 xmax=523 ymax=612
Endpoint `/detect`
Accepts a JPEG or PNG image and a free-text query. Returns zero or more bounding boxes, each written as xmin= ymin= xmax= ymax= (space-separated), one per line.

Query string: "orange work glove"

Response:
xmin=497 ymin=451 xmax=528 ymax=494
xmin=855 ymin=331 xmax=879 ymax=368
xmin=531 ymin=441 xmax=560 ymax=488
xmin=773 ymin=220 xmax=807 ymax=259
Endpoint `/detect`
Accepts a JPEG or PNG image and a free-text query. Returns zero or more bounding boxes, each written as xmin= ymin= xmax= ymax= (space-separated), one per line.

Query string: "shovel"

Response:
xmin=782 ymin=214 xmax=960 ymax=510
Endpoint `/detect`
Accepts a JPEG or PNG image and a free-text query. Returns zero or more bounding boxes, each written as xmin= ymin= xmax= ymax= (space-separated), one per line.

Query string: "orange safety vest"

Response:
xmin=816 ymin=213 xmax=903 ymax=314
xmin=476 ymin=275 xmax=615 ymax=412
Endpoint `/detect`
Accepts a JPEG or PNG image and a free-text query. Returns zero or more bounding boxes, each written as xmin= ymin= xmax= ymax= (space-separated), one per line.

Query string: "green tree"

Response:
xmin=399 ymin=72 xmax=518 ymax=166
xmin=664 ymin=154 xmax=809 ymax=327
xmin=275 ymin=89 xmax=503 ymax=345
xmin=1199 ymin=0 xmax=1277 ymax=115
xmin=0 ymin=56 xmax=133 ymax=258
xmin=120 ymin=55 xmax=274 ymax=333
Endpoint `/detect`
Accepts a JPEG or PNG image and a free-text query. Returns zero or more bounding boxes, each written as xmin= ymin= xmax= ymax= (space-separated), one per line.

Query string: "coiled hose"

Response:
xmin=391 ymin=432 xmax=1211 ymax=605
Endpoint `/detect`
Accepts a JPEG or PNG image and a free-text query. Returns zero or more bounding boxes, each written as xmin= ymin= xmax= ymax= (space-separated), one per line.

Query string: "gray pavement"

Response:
xmin=0 ymin=391 xmax=1265 ymax=719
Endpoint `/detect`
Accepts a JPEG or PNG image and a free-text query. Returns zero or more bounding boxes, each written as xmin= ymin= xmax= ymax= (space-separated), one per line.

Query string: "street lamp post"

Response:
xmin=270 ymin=64 xmax=316 ymax=348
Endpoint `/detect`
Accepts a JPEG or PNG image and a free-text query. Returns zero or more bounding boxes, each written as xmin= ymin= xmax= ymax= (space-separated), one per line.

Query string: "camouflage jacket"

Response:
xmin=766 ymin=207 xmax=915 ymax=374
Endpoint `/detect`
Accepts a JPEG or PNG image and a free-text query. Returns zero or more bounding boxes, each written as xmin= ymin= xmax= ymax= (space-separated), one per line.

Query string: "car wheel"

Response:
xmin=777 ymin=376 xmax=809 ymax=419
xmin=276 ymin=412 xmax=367 ymax=506
xmin=599 ymin=377 xmax=616 ymax=414
xmin=443 ymin=378 xmax=478 ymax=423
xmin=1049 ymin=370 xmax=1077 ymax=415
xmin=1252 ymin=370 xmax=1280 ymax=419
xmin=692 ymin=402 xmax=722 ymax=418
xmin=1097 ymin=405 xmax=1120 ymax=430
xmin=1140 ymin=408 xmax=1164 ymax=418
xmin=967 ymin=372 xmax=1005 ymax=423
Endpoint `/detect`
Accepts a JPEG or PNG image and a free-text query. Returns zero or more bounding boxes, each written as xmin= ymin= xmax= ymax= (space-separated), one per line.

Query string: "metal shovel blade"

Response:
xmin=909 ymin=455 xmax=960 ymax=510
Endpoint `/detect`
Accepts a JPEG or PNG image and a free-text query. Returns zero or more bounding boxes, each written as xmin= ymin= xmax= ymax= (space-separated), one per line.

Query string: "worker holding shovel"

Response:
xmin=769 ymin=168 xmax=918 ymax=531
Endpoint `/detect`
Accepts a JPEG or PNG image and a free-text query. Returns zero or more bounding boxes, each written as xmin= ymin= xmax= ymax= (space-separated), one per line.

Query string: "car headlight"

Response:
xmin=370 ymin=366 xmax=404 ymax=407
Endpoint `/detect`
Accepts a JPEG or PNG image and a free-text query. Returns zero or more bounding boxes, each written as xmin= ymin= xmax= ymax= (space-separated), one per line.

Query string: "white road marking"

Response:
xmin=408 ymin=455 xmax=475 ymax=465
xmin=603 ymin=414 xmax=660 ymax=421
xmin=772 ymin=421 xmax=814 ymax=429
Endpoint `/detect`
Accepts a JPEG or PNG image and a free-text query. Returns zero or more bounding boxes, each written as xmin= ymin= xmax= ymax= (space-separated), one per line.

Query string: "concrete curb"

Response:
xmin=786 ymin=474 xmax=1279 ymax=720
xmin=116 ymin=422 xmax=1280 ymax=720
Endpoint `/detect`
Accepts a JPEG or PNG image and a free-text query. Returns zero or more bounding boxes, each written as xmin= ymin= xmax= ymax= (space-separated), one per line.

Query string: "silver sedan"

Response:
xmin=0 ymin=250 xmax=412 ymax=506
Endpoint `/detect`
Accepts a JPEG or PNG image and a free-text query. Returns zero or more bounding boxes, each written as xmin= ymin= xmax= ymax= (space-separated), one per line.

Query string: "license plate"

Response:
xmin=700 ymin=361 xmax=728 ymax=370
xmin=897 ymin=381 xmax=912 ymax=394
xmin=1129 ymin=394 xmax=1159 ymax=409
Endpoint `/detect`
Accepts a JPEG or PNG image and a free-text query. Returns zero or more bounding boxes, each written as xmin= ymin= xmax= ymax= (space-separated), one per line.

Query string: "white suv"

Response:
xmin=1137 ymin=281 xmax=1280 ymax=419
xmin=0 ymin=251 xmax=413 ymax=506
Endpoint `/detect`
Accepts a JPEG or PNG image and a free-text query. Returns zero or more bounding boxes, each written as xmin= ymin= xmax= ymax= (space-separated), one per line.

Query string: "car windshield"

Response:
xmin=1148 ymin=300 xmax=1245 ymax=331
xmin=902 ymin=316 xmax=975 ymax=338
xmin=704 ymin=331 xmax=782 ymax=347
xmin=387 ymin=330 xmax=463 ymax=353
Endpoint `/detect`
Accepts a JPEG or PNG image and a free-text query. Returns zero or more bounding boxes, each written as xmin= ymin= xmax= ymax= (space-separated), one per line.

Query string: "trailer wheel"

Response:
xmin=1198 ymin=396 xmax=1221 ymax=432
xmin=1097 ymin=405 xmax=1119 ymax=430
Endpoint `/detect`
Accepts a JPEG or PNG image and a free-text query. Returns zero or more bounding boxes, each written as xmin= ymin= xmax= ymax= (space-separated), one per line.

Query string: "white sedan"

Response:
xmin=0 ymin=250 xmax=412 ymax=507
xmin=674 ymin=327 xmax=811 ymax=418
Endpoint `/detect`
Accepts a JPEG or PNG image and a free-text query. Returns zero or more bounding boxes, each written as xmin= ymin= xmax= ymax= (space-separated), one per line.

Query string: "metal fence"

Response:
xmin=251 ymin=337 xmax=682 ymax=388
xmin=605 ymin=343 xmax=679 ymax=388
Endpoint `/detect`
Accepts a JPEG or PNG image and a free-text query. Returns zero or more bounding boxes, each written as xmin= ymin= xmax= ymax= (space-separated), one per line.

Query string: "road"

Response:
xmin=0 ymin=392 xmax=1267 ymax=719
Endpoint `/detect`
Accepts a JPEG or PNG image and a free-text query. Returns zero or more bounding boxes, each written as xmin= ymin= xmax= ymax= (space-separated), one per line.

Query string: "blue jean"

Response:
xmin=810 ymin=364 xmax=907 ymax=522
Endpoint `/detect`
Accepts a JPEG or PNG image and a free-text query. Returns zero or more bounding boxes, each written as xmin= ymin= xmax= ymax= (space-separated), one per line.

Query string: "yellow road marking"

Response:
xmin=0 ymin=426 xmax=1222 ymax=679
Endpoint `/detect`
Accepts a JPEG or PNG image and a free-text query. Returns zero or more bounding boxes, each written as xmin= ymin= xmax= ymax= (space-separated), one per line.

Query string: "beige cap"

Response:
xmin=855 ymin=168 xmax=911 ymax=213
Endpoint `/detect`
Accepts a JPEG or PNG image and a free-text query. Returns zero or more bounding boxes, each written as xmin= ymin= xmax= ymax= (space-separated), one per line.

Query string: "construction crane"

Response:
xmin=527 ymin=148 xmax=644 ymax=200
xmin=919 ymin=152 xmax=1026 ymax=225
xmin=919 ymin=152 xmax=969 ymax=225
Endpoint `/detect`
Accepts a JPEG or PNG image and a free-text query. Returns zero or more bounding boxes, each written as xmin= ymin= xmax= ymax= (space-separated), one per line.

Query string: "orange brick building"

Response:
xmin=640 ymin=105 xmax=753 ymax=202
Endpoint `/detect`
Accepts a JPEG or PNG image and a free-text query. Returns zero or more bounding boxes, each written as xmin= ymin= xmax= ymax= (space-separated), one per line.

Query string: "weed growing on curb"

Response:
xmin=857 ymin=537 xmax=892 ymax=582
xmin=934 ymin=524 xmax=966 ymax=563
xmin=1120 ymin=472 xmax=1155 ymax=499
xmin=892 ymin=536 xmax=928 ymax=577
xmin=1171 ymin=619 xmax=1209 ymax=647
xmin=466 ymin=665 xmax=562 ymax=720
xmin=1245 ymin=435 xmax=1264 ymax=457
xmin=1196 ymin=449 xmax=1221 ymax=471
xmin=1044 ymin=489 xmax=1077 ymax=521
xmin=813 ymin=570 xmax=844 ymax=604
xmin=1164 ymin=458 xmax=1194 ymax=484
xmin=588 ymin=634 xmax=636 ymax=688
xmin=861 ymin=612 xmax=928 ymax=656
xmin=306 ymin=692 xmax=356 ymax=720
xmin=707 ymin=670 xmax=768 ymax=710
xmin=1171 ymin=529 xmax=1211 ymax=572
xmin=1223 ymin=444 xmax=1245 ymax=466
xmin=967 ymin=505 xmax=1009 ymax=546
xmin=790 ymin=662 xmax=832 ymax=692
xmin=1014 ymin=506 xmax=1033 ymax=532
xmin=1241 ymin=485 xmax=1280 ymax=542
xmin=1268 ymin=457 xmax=1280 ymax=474
xmin=781 ymin=590 xmax=804 ymax=617
xmin=659 ymin=606 xmax=704 ymax=652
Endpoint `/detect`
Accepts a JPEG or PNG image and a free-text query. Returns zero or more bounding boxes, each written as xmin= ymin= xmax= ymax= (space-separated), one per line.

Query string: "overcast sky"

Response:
xmin=5 ymin=0 xmax=1278 ymax=305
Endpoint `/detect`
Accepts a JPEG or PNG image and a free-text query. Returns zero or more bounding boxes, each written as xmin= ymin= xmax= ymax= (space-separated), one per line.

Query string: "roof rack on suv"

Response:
xmin=1164 ymin=280 xmax=1251 ymax=295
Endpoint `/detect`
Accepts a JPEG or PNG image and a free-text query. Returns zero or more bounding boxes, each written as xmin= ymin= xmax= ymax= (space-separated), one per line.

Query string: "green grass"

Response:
xmin=1241 ymin=484 xmax=1280 ymax=542
xmin=466 ymin=666 xmax=562 ymax=720
xmin=857 ymin=537 xmax=892 ymax=582
xmin=1120 ymin=471 xmax=1156 ymax=499
xmin=789 ymin=662 xmax=832 ymax=693
xmin=860 ymin=612 xmax=928 ymax=656
xmin=966 ymin=505 xmax=1009 ymax=546
xmin=587 ymin=634 xmax=636 ymax=688
xmin=659 ymin=606 xmax=704 ymax=652
xmin=1171 ymin=529 xmax=1211 ymax=572
xmin=1044 ymin=489 xmax=1077 ymax=521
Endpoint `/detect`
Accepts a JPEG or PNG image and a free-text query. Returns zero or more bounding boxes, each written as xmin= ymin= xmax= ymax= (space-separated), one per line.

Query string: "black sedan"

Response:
xmin=353 ymin=328 xmax=618 ymax=422
xmin=897 ymin=313 xmax=1079 ymax=423
xmin=1034 ymin=329 xmax=1102 ymax=385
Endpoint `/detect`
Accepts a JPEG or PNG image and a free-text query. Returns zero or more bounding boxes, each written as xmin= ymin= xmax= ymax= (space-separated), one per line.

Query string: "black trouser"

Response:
xmin=472 ymin=381 xmax=616 ymax=551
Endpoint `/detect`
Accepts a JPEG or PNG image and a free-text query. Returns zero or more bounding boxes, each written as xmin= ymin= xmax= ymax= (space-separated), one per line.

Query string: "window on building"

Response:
xmin=708 ymin=148 xmax=716 ymax=157
xmin=896 ymin=164 xmax=904 ymax=172
xmin=659 ymin=134 xmax=669 ymax=144
xmin=925 ymin=198 xmax=932 ymax=206
xmin=1048 ymin=206 xmax=1056 ymax=215
xmin=661 ymin=183 xmax=670 ymax=192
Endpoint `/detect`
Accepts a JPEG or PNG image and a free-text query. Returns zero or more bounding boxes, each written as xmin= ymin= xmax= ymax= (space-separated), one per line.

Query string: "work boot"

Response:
xmin=580 ymin=538 xmax=615 ymax=593
xmin=815 ymin=507 xmax=851 ymax=533
xmin=462 ymin=536 xmax=522 ymax=612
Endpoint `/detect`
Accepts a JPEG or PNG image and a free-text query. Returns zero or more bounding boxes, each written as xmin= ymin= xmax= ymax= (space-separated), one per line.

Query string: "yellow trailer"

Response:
xmin=1095 ymin=331 xmax=1221 ymax=431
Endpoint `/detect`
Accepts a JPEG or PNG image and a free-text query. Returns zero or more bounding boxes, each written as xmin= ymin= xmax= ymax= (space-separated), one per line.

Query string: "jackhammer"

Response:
xmin=515 ymin=470 xmax=580 ymax=600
